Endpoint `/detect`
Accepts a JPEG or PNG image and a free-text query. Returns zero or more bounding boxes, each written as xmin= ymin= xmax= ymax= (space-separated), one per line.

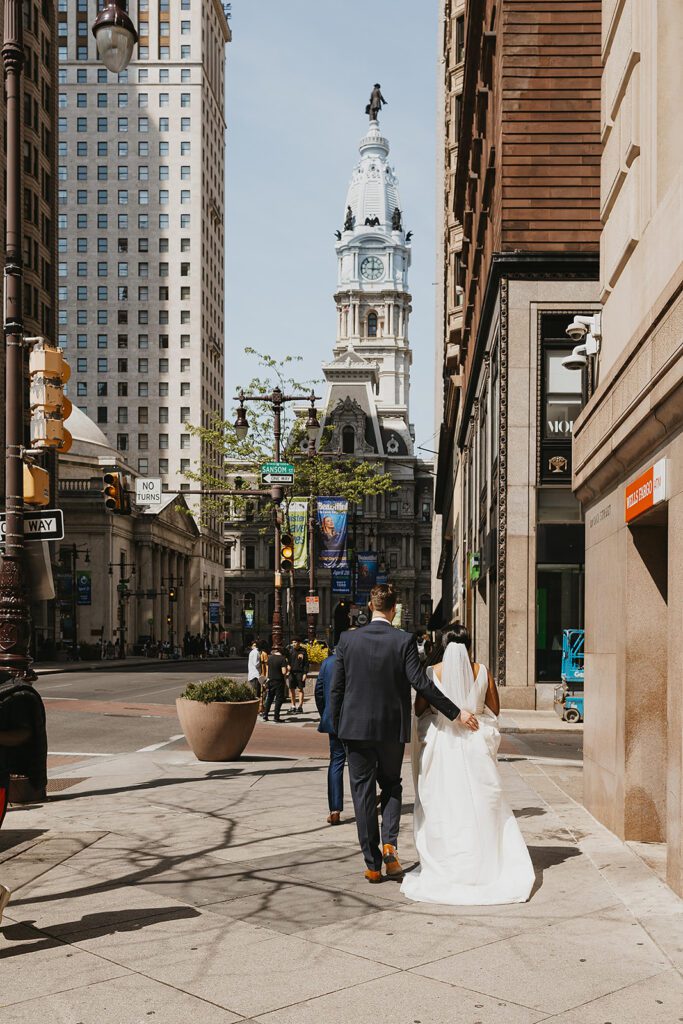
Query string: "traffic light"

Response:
xmin=166 ymin=615 xmax=172 ymax=625
xmin=280 ymin=533 xmax=294 ymax=573
xmin=168 ymin=586 xmax=178 ymax=602
xmin=102 ymin=471 xmax=131 ymax=514
xmin=23 ymin=463 xmax=50 ymax=507
xmin=28 ymin=340 xmax=72 ymax=452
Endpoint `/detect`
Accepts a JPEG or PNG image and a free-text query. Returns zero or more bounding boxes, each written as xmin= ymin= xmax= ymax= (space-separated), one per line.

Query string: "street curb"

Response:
xmin=36 ymin=657 xmax=246 ymax=677
xmin=500 ymin=725 xmax=583 ymax=735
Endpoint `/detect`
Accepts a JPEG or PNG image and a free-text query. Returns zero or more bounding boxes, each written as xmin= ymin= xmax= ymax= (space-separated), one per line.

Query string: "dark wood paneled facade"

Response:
xmin=455 ymin=0 xmax=601 ymax=374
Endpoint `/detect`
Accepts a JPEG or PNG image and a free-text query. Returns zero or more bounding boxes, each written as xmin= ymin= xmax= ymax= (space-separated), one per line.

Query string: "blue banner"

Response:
xmin=76 ymin=571 xmax=92 ymax=606
xmin=331 ymin=568 xmax=352 ymax=594
xmin=209 ymin=601 xmax=220 ymax=625
xmin=356 ymin=552 xmax=378 ymax=600
xmin=317 ymin=497 xmax=348 ymax=569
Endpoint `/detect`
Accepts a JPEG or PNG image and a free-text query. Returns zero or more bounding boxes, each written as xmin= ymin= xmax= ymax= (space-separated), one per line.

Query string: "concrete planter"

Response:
xmin=176 ymin=697 xmax=259 ymax=761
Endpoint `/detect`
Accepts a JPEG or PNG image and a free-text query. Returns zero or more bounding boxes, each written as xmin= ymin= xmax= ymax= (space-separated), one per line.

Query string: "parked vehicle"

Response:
xmin=554 ymin=629 xmax=585 ymax=723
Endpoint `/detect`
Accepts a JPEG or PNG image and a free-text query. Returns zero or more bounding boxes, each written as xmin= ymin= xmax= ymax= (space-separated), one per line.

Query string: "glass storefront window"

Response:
xmin=544 ymin=349 xmax=584 ymax=440
xmin=536 ymin=565 xmax=584 ymax=682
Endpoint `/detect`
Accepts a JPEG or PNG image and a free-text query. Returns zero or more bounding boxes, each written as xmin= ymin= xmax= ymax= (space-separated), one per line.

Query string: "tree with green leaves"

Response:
xmin=184 ymin=348 xmax=396 ymax=525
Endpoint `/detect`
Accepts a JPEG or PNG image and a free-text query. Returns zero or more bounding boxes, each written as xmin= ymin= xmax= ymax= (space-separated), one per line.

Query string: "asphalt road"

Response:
xmin=40 ymin=659 xmax=253 ymax=756
xmin=37 ymin=659 xmax=584 ymax=768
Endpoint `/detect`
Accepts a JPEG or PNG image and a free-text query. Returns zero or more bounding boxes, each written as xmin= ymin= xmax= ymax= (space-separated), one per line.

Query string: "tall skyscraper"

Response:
xmin=57 ymin=0 xmax=231 ymax=629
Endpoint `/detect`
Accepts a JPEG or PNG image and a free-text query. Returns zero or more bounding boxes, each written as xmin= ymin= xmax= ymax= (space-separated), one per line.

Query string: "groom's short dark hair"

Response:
xmin=370 ymin=583 xmax=397 ymax=612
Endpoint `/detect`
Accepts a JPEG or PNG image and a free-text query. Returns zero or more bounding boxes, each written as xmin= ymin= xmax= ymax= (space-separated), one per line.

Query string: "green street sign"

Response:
xmin=261 ymin=461 xmax=295 ymax=485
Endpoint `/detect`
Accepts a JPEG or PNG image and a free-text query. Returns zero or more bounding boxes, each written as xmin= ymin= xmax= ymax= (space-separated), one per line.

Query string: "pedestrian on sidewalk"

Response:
xmin=247 ymin=639 xmax=263 ymax=700
xmin=286 ymin=637 xmax=309 ymax=714
xmin=262 ymin=646 xmax=289 ymax=723
xmin=315 ymin=644 xmax=346 ymax=826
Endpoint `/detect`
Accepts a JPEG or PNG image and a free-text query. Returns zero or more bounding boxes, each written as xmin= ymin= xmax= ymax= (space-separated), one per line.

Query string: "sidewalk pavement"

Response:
xmin=1 ymin=736 xmax=681 ymax=1022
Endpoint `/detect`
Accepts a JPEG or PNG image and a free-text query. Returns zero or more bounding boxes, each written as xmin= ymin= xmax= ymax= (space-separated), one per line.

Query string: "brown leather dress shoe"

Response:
xmin=382 ymin=844 xmax=404 ymax=880
xmin=364 ymin=869 xmax=382 ymax=884
xmin=327 ymin=811 xmax=341 ymax=825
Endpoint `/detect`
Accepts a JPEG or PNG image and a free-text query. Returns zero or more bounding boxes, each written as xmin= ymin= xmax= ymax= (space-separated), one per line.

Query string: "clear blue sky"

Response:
xmin=225 ymin=0 xmax=439 ymax=451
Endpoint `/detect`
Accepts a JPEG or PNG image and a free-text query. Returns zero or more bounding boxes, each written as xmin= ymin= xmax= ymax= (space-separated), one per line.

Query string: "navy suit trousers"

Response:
xmin=345 ymin=740 xmax=404 ymax=870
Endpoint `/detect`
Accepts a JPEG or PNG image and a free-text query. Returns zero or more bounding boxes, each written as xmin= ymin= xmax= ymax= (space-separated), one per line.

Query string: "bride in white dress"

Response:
xmin=401 ymin=625 xmax=535 ymax=905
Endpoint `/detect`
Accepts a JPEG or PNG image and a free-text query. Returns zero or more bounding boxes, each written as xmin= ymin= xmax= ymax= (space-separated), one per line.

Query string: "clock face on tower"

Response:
xmin=360 ymin=255 xmax=384 ymax=280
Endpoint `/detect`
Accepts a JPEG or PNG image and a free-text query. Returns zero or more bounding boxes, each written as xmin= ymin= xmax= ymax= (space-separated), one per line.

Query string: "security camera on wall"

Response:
xmin=562 ymin=312 xmax=601 ymax=371
xmin=566 ymin=316 xmax=590 ymax=342
xmin=561 ymin=346 xmax=588 ymax=371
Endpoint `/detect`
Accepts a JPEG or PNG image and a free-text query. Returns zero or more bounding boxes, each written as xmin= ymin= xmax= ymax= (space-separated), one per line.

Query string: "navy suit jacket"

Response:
xmin=329 ymin=619 xmax=460 ymax=743
xmin=314 ymin=652 xmax=336 ymax=734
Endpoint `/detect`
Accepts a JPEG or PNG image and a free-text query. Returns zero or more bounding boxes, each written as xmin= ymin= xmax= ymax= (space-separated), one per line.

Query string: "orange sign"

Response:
xmin=625 ymin=459 xmax=668 ymax=523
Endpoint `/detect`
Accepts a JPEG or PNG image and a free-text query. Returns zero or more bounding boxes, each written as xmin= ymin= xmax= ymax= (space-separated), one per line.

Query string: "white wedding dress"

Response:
xmin=401 ymin=643 xmax=535 ymax=905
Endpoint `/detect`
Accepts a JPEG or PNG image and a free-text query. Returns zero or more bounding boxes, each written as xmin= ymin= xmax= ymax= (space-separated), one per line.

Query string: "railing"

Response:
xmin=58 ymin=478 xmax=102 ymax=494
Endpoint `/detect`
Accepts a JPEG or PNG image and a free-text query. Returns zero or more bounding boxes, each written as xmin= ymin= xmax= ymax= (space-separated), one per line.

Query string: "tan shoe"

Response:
xmin=364 ymin=869 xmax=382 ymax=884
xmin=382 ymin=844 xmax=404 ymax=880
xmin=327 ymin=811 xmax=341 ymax=826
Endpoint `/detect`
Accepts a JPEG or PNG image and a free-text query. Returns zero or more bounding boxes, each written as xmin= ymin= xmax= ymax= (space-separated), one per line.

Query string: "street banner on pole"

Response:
xmin=331 ymin=567 xmax=351 ymax=594
xmin=209 ymin=601 xmax=220 ymax=625
xmin=317 ymin=497 xmax=348 ymax=569
xmin=356 ymin=551 xmax=378 ymax=602
xmin=77 ymin=571 xmax=92 ymax=605
xmin=288 ymin=500 xmax=308 ymax=570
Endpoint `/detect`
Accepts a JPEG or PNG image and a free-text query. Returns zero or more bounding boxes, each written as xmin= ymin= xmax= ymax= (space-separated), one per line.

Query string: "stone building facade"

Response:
xmin=433 ymin=0 xmax=602 ymax=707
xmin=433 ymin=0 xmax=466 ymax=621
xmin=0 ymin=0 xmax=59 ymax=456
xmin=56 ymin=0 xmax=230 ymax=630
xmin=55 ymin=404 xmax=200 ymax=655
xmin=573 ymin=0 xmax=683 ymax=896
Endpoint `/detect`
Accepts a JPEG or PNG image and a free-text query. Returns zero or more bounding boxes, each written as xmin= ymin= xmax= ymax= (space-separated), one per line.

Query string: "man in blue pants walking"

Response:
xmin=315 ymin=646 xmax=346 ymax=826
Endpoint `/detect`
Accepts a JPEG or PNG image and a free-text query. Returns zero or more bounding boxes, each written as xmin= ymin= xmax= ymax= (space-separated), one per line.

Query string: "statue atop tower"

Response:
xmin=365 ymin=84 xmax=387 ymax=122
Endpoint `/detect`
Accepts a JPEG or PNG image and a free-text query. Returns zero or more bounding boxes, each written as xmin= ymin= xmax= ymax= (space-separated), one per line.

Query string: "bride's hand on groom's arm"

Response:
xmin=458 ymin=709 xmax=480 ymax=731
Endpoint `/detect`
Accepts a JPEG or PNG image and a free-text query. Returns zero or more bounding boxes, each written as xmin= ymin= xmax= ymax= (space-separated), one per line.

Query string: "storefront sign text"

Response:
xmin=625 ymin=459 xmax=668 ymax=523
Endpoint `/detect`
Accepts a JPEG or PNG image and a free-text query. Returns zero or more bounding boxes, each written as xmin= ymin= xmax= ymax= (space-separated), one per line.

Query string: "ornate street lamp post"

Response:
xmin=92 ymin=1 xmax=138 ymax=73
xmin=234 ymin=388 xmax=319 ymax=652
xmin=0 ymin=0 xmax=29 ymax=677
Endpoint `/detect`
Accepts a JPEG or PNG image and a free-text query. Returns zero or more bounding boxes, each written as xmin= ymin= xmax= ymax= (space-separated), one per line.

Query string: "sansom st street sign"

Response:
xmin=261 ymin=461 xmax=295 ymax=485
xmin=0 ymin=508 xmax=65 ymax=542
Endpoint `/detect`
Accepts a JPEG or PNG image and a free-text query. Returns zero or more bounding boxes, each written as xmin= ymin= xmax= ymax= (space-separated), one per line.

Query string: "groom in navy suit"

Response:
xmin=330 ymin=584 xmax=479 ymax=882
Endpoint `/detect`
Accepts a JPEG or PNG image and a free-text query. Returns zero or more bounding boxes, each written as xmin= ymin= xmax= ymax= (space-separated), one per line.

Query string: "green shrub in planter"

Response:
xmin=180 ymin=677 xmax=255 ymax=704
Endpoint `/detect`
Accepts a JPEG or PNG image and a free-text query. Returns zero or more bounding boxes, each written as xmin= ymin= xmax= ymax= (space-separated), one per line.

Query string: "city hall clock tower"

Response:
xmin=328 ymin=116 xmax=413 ymax=441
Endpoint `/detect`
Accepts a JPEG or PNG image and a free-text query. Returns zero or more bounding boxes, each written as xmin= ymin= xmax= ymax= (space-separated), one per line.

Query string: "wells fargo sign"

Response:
xmin=625 ymin=459 xmax=668 ymax=523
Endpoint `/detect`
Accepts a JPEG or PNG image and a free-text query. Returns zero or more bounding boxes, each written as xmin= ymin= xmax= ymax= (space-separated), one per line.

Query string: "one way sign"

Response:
xmin=0 ymin=508 xmax=65 ymax=542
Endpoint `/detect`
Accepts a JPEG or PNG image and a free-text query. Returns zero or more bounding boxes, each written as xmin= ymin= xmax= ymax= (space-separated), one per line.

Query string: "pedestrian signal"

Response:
xmin=280 ymin=533 xmax=294 ymax=573
xmin=28 ymin=341 xmax=72 ymax=451
xmin=102 ymin=471 xmax=130 ymax=514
